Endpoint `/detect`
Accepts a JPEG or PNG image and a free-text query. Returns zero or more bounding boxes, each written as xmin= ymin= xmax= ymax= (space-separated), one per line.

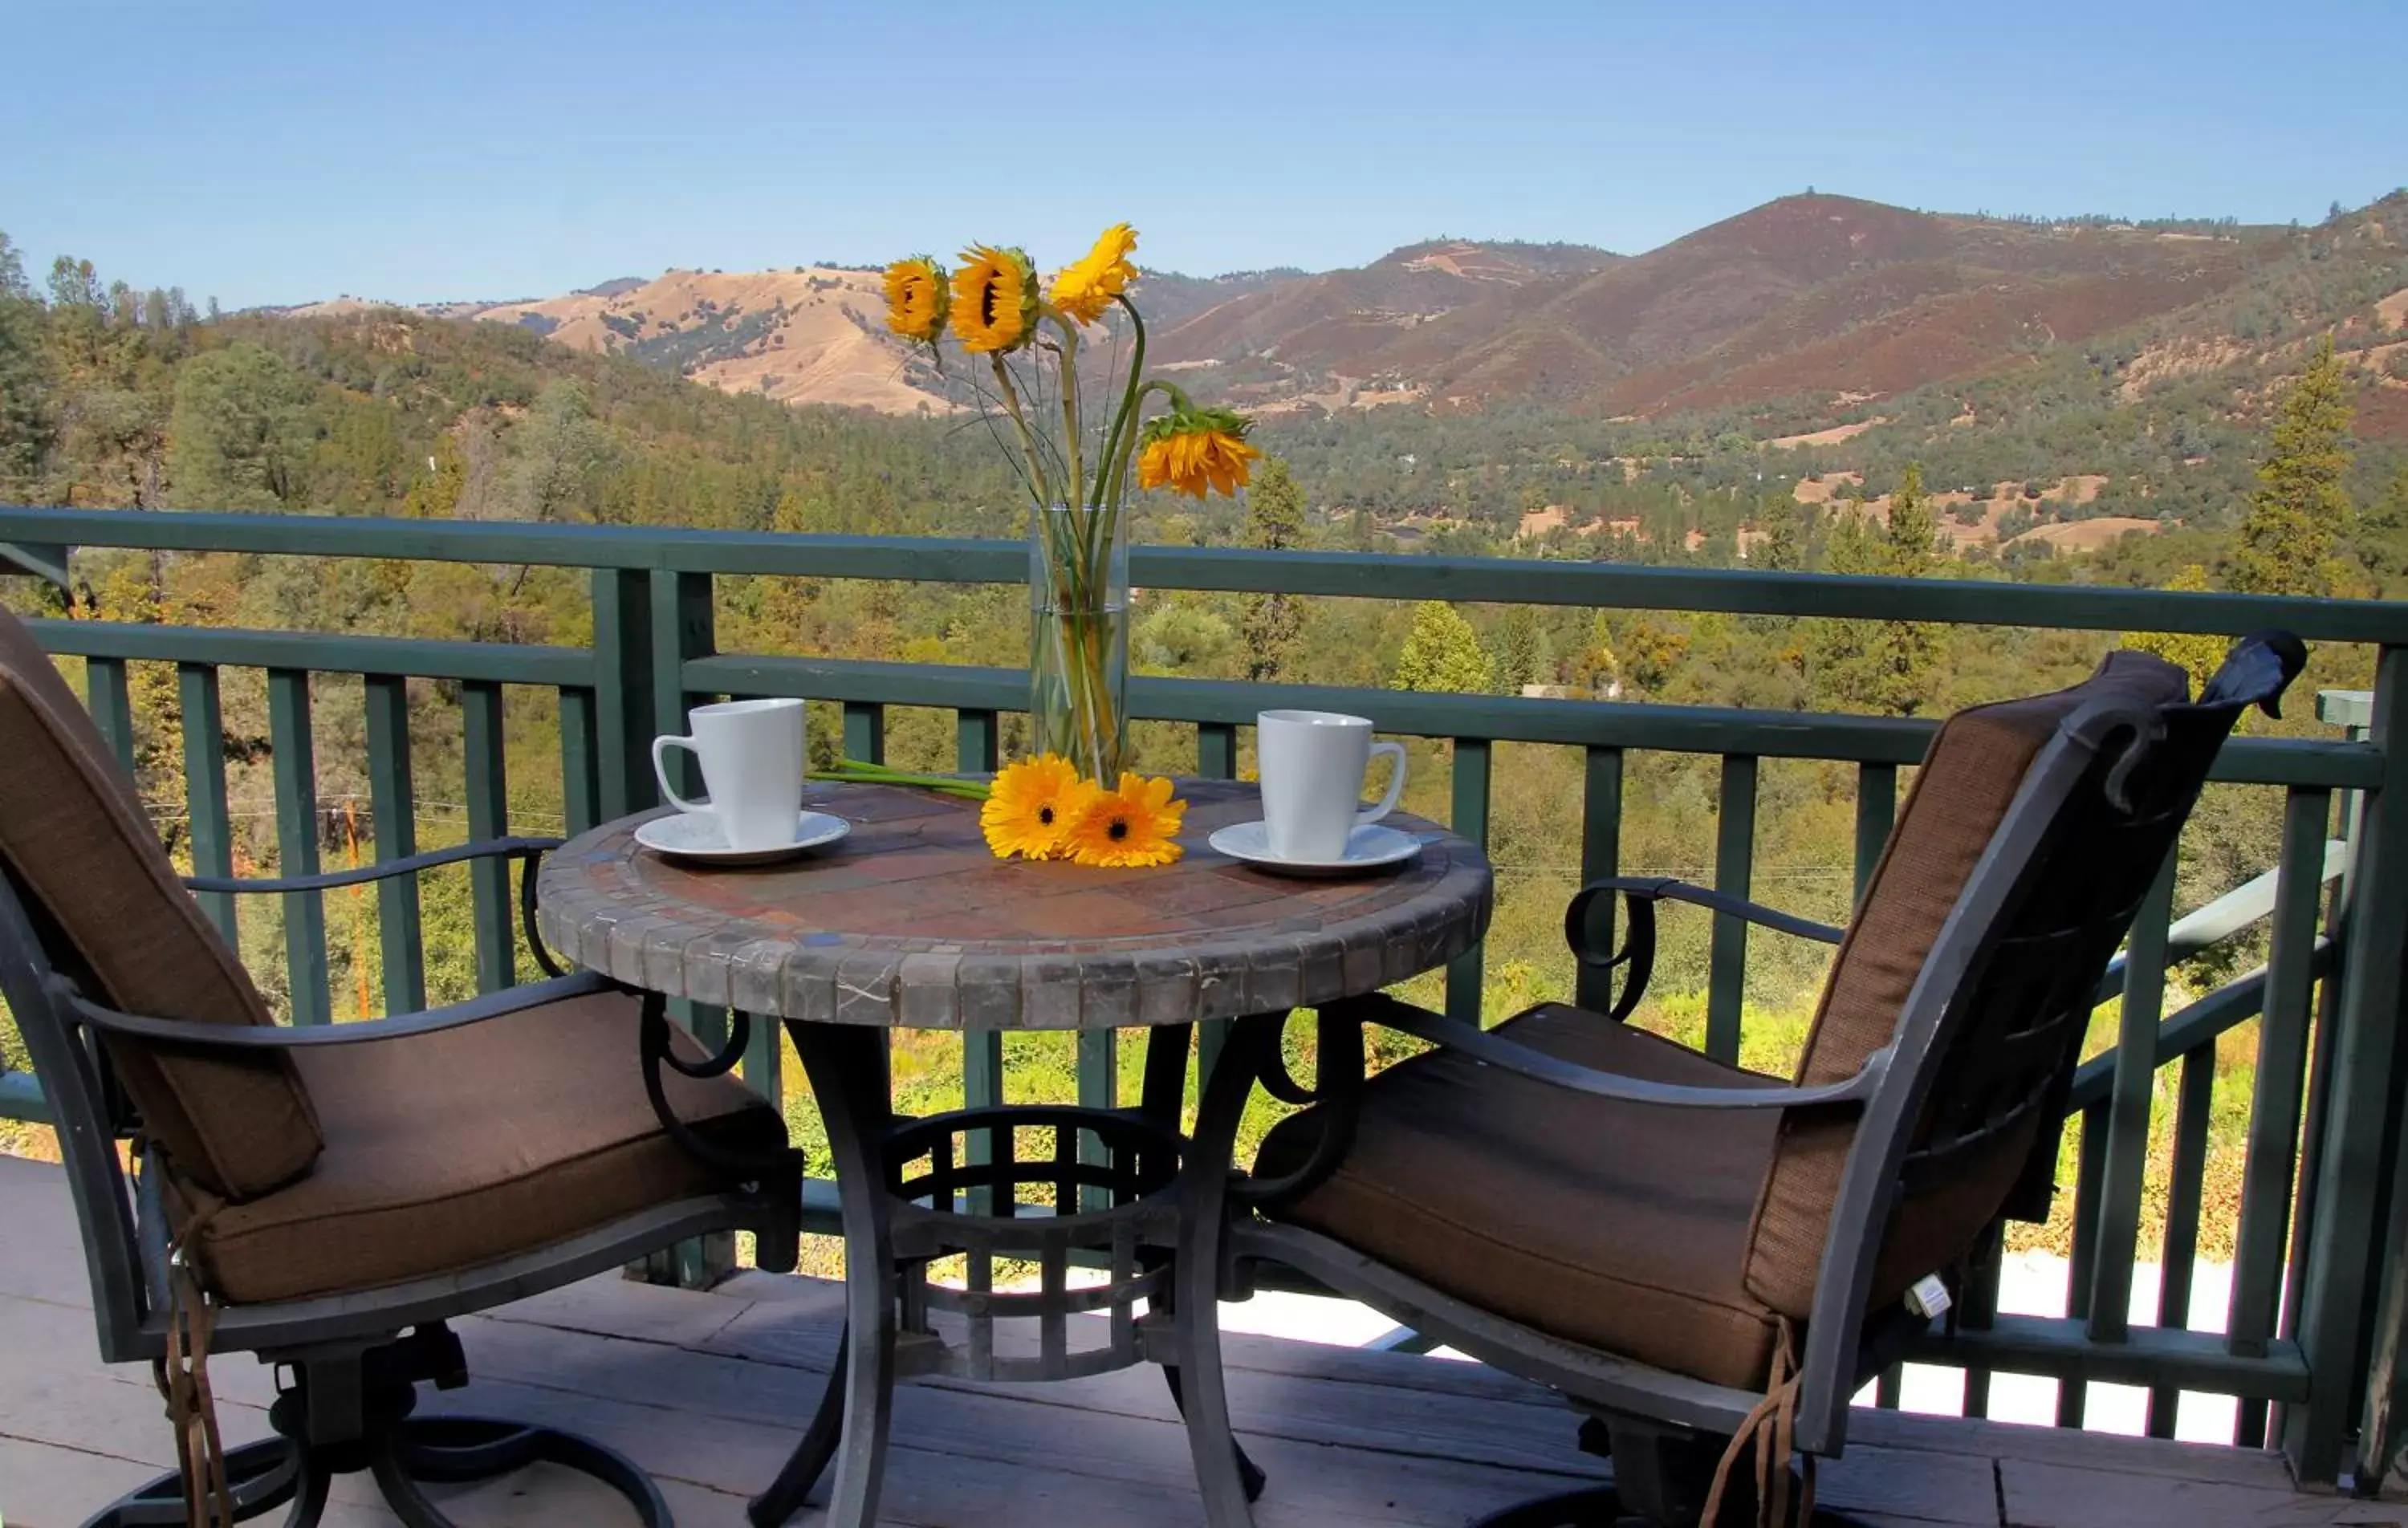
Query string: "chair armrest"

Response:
xmin=185 ymin=836 xmax=571 ymax=980
xmin=1564 ymin=876 xmax=1845 ymax=1022
xmin=59 ymin=970 xmax=616 ymax=1050
xmin=1335 ymin=993 xmax=1885 ymax=1111
xmin=181 ymin=836 xmax=563 ymax=894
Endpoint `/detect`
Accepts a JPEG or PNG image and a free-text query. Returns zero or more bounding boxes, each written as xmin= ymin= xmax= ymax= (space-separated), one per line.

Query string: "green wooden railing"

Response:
xmin=3 ymin=506 xmax=2406 ymax=1486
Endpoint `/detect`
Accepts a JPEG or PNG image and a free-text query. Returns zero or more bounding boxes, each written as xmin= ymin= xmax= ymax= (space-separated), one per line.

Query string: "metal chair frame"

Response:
xmin=0 ymin=835 xmax=803 ymax=1527
xmin=1171 ymin=634 xmax=2304 ymax=1527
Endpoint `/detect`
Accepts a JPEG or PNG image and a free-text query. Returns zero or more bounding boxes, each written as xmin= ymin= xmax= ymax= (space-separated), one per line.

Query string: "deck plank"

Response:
xmin=0 ymin=1155 xmax=2384 ymax=1528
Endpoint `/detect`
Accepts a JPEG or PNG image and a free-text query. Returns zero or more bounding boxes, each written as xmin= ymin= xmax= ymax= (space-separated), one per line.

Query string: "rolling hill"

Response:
xmin=280 ymin=193 xmax=2407 ymax=453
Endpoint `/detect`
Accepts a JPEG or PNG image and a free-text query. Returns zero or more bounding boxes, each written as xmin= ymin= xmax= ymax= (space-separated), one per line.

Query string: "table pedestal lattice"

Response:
xmin=538 ymin=779 xmax=1493 ymax=1528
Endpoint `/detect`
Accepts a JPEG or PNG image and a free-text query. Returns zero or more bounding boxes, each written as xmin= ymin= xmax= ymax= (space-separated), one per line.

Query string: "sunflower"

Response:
xmin=1137 ymin=405 xmax=1263 ymax=498
xmin=980 ymin=754 xmax=1092 ymax=860
xmin=950 ymin=244 xmax=1040 ymax=354
xmin=882 ymin=255 xmax=948 ymax=344
xmin=1065 ymin=773 xmax=1186 ymax=868
xmin=1050 ymin=223 xmax=1138 ymax=327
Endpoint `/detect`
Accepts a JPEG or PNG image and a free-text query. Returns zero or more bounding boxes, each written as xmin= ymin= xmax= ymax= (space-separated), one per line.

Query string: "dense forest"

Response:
xmin=2 ymin=222 xmax=2402 ymax=1262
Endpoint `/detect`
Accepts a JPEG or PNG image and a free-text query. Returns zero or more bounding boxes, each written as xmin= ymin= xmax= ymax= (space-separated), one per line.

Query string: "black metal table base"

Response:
xmin=747 ymin=1018 xmax=1265 ymax=1528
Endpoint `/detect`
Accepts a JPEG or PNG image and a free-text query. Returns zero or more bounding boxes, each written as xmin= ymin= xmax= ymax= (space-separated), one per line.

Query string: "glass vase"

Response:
xmin=1028 ymin=501 xmax=1130 ymax=783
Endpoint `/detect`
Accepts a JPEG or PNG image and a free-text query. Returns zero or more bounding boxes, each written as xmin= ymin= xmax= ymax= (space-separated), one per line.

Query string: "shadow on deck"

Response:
xmin=2 ymin=1156 xmax=2397 ymax=1528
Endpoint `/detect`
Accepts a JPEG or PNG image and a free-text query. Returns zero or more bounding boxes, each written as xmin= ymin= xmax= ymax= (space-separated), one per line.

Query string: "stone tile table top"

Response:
xmin=536 ymin=778 xmax=1493 ymax=1029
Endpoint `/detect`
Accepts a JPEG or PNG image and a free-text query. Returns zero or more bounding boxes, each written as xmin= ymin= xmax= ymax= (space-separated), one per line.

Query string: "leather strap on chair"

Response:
xmin=1700 ymin=1318 xmax=1816 ymax=1527
xmin=149 ymin=1169 xmax=234 ymax=1528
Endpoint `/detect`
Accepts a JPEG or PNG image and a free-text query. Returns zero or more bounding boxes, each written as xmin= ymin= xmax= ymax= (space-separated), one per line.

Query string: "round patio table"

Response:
xmin=537 ymin=777 xmax=1491 ymax=1528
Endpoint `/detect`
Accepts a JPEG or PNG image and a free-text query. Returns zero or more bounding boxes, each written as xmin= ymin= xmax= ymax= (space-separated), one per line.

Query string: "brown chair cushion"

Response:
xmin=184 ymin=987 xmax=784 ymax=1305
xmin=1743 ymin=650 xmax=2190 ymax=1317
xmin=1259 ymin=1005 xmax=1789 ymax=1391
xmin=0 ymin=609 xmax=322 ymax=1199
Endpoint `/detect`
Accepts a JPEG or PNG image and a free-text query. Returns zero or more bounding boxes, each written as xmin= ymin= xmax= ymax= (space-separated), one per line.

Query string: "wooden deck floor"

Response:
xmin=4 ymin=1156 xmax=2403 ymax=1528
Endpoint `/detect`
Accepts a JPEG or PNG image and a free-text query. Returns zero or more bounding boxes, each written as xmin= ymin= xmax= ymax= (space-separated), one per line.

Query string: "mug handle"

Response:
xmin=651 ymin=735 xmax=710 ymax=814
xmin=1357 ymin=741 xmax=1408 ymax=826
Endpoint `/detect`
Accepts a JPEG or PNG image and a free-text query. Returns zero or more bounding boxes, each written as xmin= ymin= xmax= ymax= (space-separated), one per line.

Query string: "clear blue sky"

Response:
xmin=3 ymin=0 xmax=2401 ymax=311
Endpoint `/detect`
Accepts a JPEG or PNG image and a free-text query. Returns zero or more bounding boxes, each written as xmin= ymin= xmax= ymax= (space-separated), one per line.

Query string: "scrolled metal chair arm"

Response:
xmin=1564 ymin=876 xmax=1845 ymax=1022
xmin=634 ymin=991 xmax=793 ymax=1182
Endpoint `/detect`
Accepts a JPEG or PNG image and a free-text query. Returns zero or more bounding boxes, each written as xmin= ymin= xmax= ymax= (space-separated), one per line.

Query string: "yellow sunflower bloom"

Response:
xmin=1050 ymin=222 xmax=1138 ymax=327
xmin=1066 ymin=773 xmax=1186 ymax=868
xmin=950 ymin=245 xmax=1040 ymax=354
xmin=882 ymin=255 xmax=947 ymax=344
xmin=980 ymin=754 xmax=1093 ymax=860
xmin=1137 ymin=406 xmax=1262 ymax=499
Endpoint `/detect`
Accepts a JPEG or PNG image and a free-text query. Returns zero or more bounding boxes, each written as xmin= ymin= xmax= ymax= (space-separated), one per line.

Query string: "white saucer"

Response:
xmin=1206 ymin=820 xmax=1423 ymax=877
xmin=635 ymin=810 xmax=851 ymax=867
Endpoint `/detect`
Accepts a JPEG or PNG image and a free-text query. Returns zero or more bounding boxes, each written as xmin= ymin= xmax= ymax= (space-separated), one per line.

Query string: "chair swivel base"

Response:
xmin=83 ymin=1331 xmax=669 ymax=1528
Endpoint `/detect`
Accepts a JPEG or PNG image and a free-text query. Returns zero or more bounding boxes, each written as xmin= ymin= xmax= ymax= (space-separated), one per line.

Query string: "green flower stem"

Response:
xmin=989 ymin=353 xmax=1052 ymax=510
xmin=1093 ymin=295 xmax=1150 ymax=512
xmin=811 ymin=759 xmax=990 ymax=800
xmin=1047 ymin=309 xmax=1086 ymax=513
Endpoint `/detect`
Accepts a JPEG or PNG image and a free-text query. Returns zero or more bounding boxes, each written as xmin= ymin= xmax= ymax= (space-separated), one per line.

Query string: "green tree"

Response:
xmin=2122 ymin=565 xmax=2228 ymax=691
xmin=1808 ymin=465 xmax=1943 ymax=715
xmin=1495 ymin=605 xmax=1543 ymax=693
xmin=509 ymin=380 xmax=616 ymax=522
xmin=0 ymin=231 xmax=51 ymax=491
xmin=1754 ymin=496 xmax=1805 ymax=571
xmin=2227 ymin=334 xmax=2355 ymax=596
xmin=1391 ymin=601 xmax=1493 ymax=693
xmin=166 ymin=342 xmax=312 ymax=510
xmin=1239 ymin=457 xmax=1307 ymax=681
xmin=2353 ymin=465 xmax=2408 ymax=595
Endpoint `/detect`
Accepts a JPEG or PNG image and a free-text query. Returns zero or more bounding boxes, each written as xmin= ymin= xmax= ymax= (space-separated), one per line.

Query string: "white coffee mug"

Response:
xmin=651 ymin=698 xmax=807 ymax=851
xmin=1256 ymin=709 xmax=1407 ymax=862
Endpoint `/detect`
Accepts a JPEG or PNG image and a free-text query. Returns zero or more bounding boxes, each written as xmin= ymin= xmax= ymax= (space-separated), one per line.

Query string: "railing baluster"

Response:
xmin=462 ymin=681 xmax=513 ymax=994
xmin=559 ymin=685 xmax=601 ymax=835
xmin=85 ymin=656 xmax=136 ymax=774
xmin=844 ymin=701 xmax=886 ymax=765
xmin=1961 ymin=1241 xmax=2003 ymax=1419
xmin=364 ymin=674 xmax=425 ymax=1016
xmin=1445 ymin=738 xmax=1492 ymax=1025
xmin=645 ymin=568 xmax=734 ymax=1288
xmin=177 ymin=663 xmax=237 ymax=948
xmin=2295 ymin=647 xmax=2408 ymax=1483
xmin=267 ymin=668 xmax=330 ymax=1027
xmin=1197 ymin=721 xmax=1238 ymax=780
xmin=2147 ymin=1042 xmax=2216 ymax=1437
xmin=958 ymin=705 xmax=1005 ymax=1199
xmin=2060 ymin=1101 xmax=2106 ymax=1426
xmin=1853 ymin=761 xmax=1897 ymax=906
xmin=592 ymin=568 xmax=656 ymax=819
xmin=2227 ymin=786 xmax=2333 ymax=1400
xmin=740 ymin=1010 xmax=781 ymax=1105
xmin=957 ymin=709 xmax=1000 ymax=774
xmin=2088 ymin=849 xmax=2178 ymax=1345
xmin=1574 ymin=746 xmax=1625 ymax=1014
xmin=1706 ymin=754 xmax=1757 ymax=1064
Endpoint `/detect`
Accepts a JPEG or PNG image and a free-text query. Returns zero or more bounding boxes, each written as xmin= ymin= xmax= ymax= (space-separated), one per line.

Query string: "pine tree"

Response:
xmin=1239 ymin=457 xmax=1308 ymax=681
xmin=2122 ymin=566 xmax=2228 ymax=692
xmin=1391 ymin=601 xmax=1493 ymax=693
xmin=1495 ymin=606 xmax=1542 ymax=693
xmin=2227 ymin=334 xmax=2356 ymax=596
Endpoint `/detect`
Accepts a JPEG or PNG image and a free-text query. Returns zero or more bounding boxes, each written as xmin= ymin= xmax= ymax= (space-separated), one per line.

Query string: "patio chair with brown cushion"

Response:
xmin=0 ymin=607 xmax=804 ymax=1528
xmin=1171 ymin=632 xmax=2305 ymax=1528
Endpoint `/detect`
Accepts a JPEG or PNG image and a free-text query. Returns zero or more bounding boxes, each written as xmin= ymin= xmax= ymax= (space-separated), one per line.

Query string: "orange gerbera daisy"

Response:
xmin=1065 ymin=773 xmax=1186 ymax=868
xmin=980 ymin=754 xmax=1092 ymax=860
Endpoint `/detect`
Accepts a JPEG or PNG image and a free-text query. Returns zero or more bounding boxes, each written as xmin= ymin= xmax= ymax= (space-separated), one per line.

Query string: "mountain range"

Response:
xmin=285 ymin=191 xmax=2408 ymax=442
